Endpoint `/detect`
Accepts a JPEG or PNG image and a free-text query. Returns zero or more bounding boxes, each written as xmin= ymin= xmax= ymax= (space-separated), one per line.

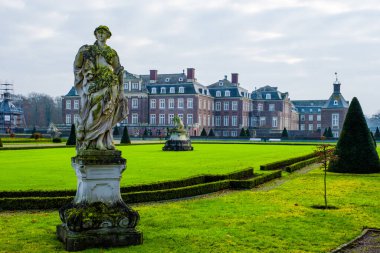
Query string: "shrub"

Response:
xmin=285 ymin=157 xmax=319 ymax=173
xmin=230 ymin=170 xmax=282 ymax=189
xmin=113 ymin=126 xmax=120 ymax=136
xmin=329 ymin=97 xmax=380 ymax=173
xmin=208 ymin=129 xmax=215 ymax=137
xmin=260 ymin=153 xmax=317 ymax=170
xmin=0 ymin=138 xmax=2 ymax=147
xmin=323 ymin=128 xmax=328 ymax=137
xmin=200 ymin=128 xmax=207 ymax=137
xmin=281 ymin=128 xmax=288 ymax=138
xmin=245 ymin=129 xmax=251 ymax=137
xmin=375 ymin=127 xmax=380 ymax=140
xmin=120 ymin=126 xmax=131 ymax=144
xmin=66 ymin=124 xmax=76 ymax=146
xmin=31 ymin=132 xmax=42 ymax=140
xmin=52 ymin=137 xmax=62 ymax=143
xmin=326 ymin=127 xmax=333 ymax=138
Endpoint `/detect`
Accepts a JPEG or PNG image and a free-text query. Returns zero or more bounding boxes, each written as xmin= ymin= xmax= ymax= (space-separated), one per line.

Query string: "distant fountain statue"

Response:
xmin=163 ymin=115 xmax=193 ymax=151
xmin=47 ymin=123 xmax=61 ymax=139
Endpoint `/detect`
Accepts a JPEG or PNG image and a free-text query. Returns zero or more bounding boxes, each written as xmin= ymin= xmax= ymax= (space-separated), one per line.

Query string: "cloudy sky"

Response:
xmin=1 ymin=0 xmax=380 ymax=116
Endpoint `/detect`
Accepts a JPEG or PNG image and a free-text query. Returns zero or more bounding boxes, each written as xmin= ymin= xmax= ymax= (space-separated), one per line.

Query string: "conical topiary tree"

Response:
xmin=326 ymin=127 xmax=333 ymax=138
xmin=66 ymin=124 xmax=76 ymax=146
xmin=329 ymin=97 xmax=380 ymax=173
xmin=120 ymin=126 xmax=131 ymax=145
xmin=281 ymin=127 xmax=289 ymax=138
xmin=370 ymin=131 xmax=377 ymax=146
xmin=239 ymin=128 xmax=246 ymax=137
xmin=208 ymin=128 xmax=215 ymax=137
xmin=200 ymin=128 xmax=207 ymax=137
xmin=0 ymin=137 xmax=3 ymax=147
xmin=113 ymin=126 xmax=120 ymax=136
xmin=375 ymin=127 xmax=380 ymax=140
xmin=323 ymin=128 xmax=328 ymax=137
xmin=245 ymin=129 xmax=251 ymax=137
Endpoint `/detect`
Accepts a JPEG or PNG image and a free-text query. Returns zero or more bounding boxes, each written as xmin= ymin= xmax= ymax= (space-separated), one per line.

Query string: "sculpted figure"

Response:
xmin=73 ymin=26 xmax=128 ymax=150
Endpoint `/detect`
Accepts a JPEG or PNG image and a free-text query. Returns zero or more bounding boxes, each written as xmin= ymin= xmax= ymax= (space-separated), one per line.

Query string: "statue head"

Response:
xmin=94 ymin=25 xmax=112 ymax=39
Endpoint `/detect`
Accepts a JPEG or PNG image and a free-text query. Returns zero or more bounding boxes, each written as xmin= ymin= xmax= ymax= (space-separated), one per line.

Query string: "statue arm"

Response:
xmin=73 ymin=45 xmax=88 ymax=95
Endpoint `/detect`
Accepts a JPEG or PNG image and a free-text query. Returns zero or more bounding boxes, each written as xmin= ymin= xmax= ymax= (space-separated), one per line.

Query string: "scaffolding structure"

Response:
xmin=0 ymin=83 xmax=26 ymax=133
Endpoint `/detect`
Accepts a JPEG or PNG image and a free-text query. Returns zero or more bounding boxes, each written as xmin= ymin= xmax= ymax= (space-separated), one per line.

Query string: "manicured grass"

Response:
xmin=1 ymin=168 xmax=380 ymax=252
xmin=0 ymin=144 xmax=315 ymax=191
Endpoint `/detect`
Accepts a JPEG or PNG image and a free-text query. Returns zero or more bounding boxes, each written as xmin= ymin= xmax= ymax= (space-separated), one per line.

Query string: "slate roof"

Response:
xmin=251 ymin=85 xmax=287 ymax=100
xmin=0 ymin=94 xmax=23 ymax=114
xmin=65 ymin=86 xmax=79 ymax=97
xmin=207 ymin=77 xmax=250 ymax=98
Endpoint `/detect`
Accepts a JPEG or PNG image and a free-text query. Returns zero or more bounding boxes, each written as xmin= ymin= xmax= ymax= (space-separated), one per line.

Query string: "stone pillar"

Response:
xmin=56 ymin=150 xmax=142 ymax=251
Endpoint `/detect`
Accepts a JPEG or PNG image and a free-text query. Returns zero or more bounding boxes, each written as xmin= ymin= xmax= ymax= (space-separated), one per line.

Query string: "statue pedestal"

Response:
xmin=57 ymin=150 xmax=142 ymax=251
xmin=163 ymin=131 xmax=193 ymax=151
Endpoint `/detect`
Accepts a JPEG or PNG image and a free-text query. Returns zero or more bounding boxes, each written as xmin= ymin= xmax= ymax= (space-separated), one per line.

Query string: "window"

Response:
xmin=179 ymin=77 xmax=183 ymax=82
xmin=333 ymin=131 xmax=339 ymax=138
xmin=203 ymin=100 xmax=207 ymax=109
xmin=208 ymin=101 xmax=211 ymax=110
xmin=198 ymin=115 xmax=202 ymax=125
xmin=178 ymin=98 xmax=184 ymax=109
xmin=216 ymin=91 xmax=221 ymax=97
xmin=300 ymin=115 xmax=305 ymax=121
xmin=168 ymin=114 xmax=174 ymax=125
xmin=232 ymin=116 xmax=238 ymax=126
xmin=215 ymin=102 xmax=221 ymax=111
xmin=165 ymin=77 xmax=170 ymax=82
xmin=178 ymin=114 xmax=184 ymax=122
xmin=219 ymin=82 xmax=223 ymax=86
xmin=160 ymin=87 xmax=166 ymax=94
xmin=317 ymin=123 xmax=321 ymax=129
xmin=332 ymin=113 xmax=339 ymax=127
xmin=159 ymin=99 xmax=165 ymax=109
xmin=223 ymin=102 xmax=229 ymax=111
xmin=318 ymin=108 xmax=321 ymax=112
xmin=231 ymin=131 xmax=237 ymax=137
xmin=232 ymin=101 xmax=238 ymax=111
xmin=223 ymin=131 xmax=229 ymax=137
xmin=309 ymin=109 xmax=313 ymax=113
xmin=223 ymin=116 xmax=229 ymax=126
xmin=150 ymin=114 xmax=156 ymax=125
xmin=207 ymin=115 xmax=210 ymax=126
xmin=132 ymin=98 xmax=138 ymax=109
xmin=124 ymin=83 xmax=129 ymax=90
xmin=132 ymin=83 xmax=139 ymax=89
xmin=159 ymin=114 xmax=165 ymax=125
xmin=132 ymin=113 xmax=138 ymax=124
xmin=258 ymin=103 xmax=263 ymax=111
xmin=187 ymin=98 xmax=193 ymax=109
xmin=74 ymin=100 xmax=79 ymax=110
xmin=317 ymin=115 xmax=321 ymax=121
xmin=260 ymin=117 xmax=266 ymax=127
xmin=150 ymin=99 xmax=156 ymax=109
xmin=199 ymin=99 xmax=202 ymax=109
xmin=269 ymin=104 xmax=275 ymax=112
xmin=212 ymin=115 xmax=215 ymax=126
xmin=187 ymin=114 xmax=193 ymax=125
xmin=334 ymin=100 xmax=338 ymax=105
xmin=272 ymin=117 xmax=278 ymax=127
xmin=308 ymin=124 xmax=313 ymax=131
xmin=169 ymin=87 xmax=175 ymax=93
xmin=179 ymin=87 xmax=184 ymax=93
xmin=203 ymin=115 xmax=207 ymax=126
xmin=308 ymin=115 xmax=313 ymax=121
xmin=225 ymin=90 xmax=230 ymax=97
xmin=168 ymin=98 xmax=174 ymax=109
xmin=73 ymin=114 xmax=80 ymax=124
xmin=66 ymin=100 xmax=71 ymax=110
xmin=215 ymin=116 xmax=221 ymax=126
xmin=66 ymin=114 xmax=71 ymax=124
xmin=151 ymin=87 xmax=157 ymax=94
xmin=300 ymin=124 xmax=305 ymax=130
xmin=266 ymin=94 xmax=271 ymax=99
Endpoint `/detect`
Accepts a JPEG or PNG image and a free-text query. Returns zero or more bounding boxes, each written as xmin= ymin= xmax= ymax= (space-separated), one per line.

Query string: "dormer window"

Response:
xmin=179 ymin=77 xmax=183 ymax=82
xmin=151 ymin=87 xmax=157 ymax=94
xmin=225 ymin=90 xmax=231 ymax=97
xmin=310 ymin=109 xmax=313 ymax=112
xmin=132 ymin=83 xmax=139 ymax=89
xmin=266 ymin=94 xmax=271 ymax=99
xmin=169 ymin=87 xmax=175 ymax=93
xmin=334 ymin=100 xmax=338 ymax=105
xmin=219 ymin=81 xmax=224 ymax=86
xmin=179 ymin=87 xmax=184 ymax=93
xmin=165 ymin=78 xmax=170 ymax=82
xmin=160 ymin=87 xmax=166 ymax=94
xmin=216 ymin=91 xmax=221 ymax=97
xmin=257 ymin=94 xmax=262 ymax=99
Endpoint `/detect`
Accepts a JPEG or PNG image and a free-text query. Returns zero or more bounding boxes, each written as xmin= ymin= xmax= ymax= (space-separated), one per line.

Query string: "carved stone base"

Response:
xmin=57 ymin=224 xmax=143 ymax=251
xmin=162 ymin=139 xmax=194 ymax=151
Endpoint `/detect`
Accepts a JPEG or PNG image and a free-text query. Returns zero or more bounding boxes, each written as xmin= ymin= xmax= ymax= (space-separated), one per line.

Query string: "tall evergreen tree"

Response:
xmin=370 ymin=131 xmax=377 ymax=146
xmin=245 ymin=129 xmax=251 ymax=137
xmin=281 ymin=127 xmax=289 ymax=138
xmin=66 ymin=124 xmax=76 ymax=146
xmin=327 ymin=127 xmax=333 ymax=138
xmin=323 ymin=128 xmax=328 ymax=137
xmin=375 ymin=127 xmax=380 ymax=139
xmin=329 ymin=97 xmax=380 ymax=173
xmin=208 ymin=128 xmax=215 ymax=137
xmin=143 ymin=128 xmax=148 ymax=137
xmin=120 ymin=126 xmax=131 ymax=145
xmin=200 ymin=128 xmax=208 ymax=137
xmin=113 ymin=126 xmax=120 ymax=136
xmin=239 ymin=128 xmax=246 ymax=137
xmin=0 ymin=137 xmax=3 ymax=148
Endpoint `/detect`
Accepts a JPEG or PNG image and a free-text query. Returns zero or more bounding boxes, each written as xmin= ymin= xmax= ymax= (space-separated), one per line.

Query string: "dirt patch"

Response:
xmin=331 ymin=228 xmax=380 ymax=253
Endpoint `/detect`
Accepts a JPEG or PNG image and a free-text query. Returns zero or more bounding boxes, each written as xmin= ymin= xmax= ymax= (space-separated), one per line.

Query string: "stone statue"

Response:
xmin=47 ymin=122 xmax=61 ymax=139
xmin=73 ymin=25 xmax=128 ymax=151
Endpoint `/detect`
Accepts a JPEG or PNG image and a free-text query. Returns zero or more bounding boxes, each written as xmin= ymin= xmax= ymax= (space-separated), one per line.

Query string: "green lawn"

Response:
xmin=1 ymin=168 xmax=380 ymax=252
xmin=0 ymin=144 xmax=315 ymax=191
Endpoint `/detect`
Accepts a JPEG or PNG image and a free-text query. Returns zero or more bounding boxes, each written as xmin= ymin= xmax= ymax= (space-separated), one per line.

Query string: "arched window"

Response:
xmin=160 ymin=87 xmax=166 ymax=94
xmin=169 ymin=87 xmax=175 ymax=93
xmin=225 ymin=90 xmax=231 ymax=97
xmin=216 ymin=91 xmax=221 ymax=97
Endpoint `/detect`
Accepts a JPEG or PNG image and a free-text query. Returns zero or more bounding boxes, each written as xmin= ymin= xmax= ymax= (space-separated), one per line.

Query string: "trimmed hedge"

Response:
xmin=230 ymin=170 xmax=282 ymax=189
xmin=0 ymin=169 xmax=284 ymax=210
xmin=260 ymin=153 xmax=317 ymax=170
xmin=285 ymin=157 xmax=320 ymax=173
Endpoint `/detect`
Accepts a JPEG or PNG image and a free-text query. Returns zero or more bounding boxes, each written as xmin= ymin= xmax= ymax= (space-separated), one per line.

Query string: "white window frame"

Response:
xmin=258 ymin=103 xmax=263 ymax=111
xmin=215 ymin=102 xmax=221 ymax=111
xmin=215 ymin=116 xmax=221 ymax=126
xmin=216 ymin=91 xmax=221 ymax=97
xmin=150 ymin=99 xmax=156 ymax=109
xmin=179 ymin=87 xmax=184 ymax=93
xmin=66 ymin=100 xmax=71 ymax=110
xmin=151 ymin=87 xmax=157 ymax=94
xmin=159 ymin=99 xmax=165 ymax=109
xmin=132 ymin=98 xmax=138 ymax=109
xmin=232 ymin=101 xmax=238 ymax=111
xmin=308 ymin=124 xmax=313 ymax=131
xmin=308 ymin=115 xmax=313 ymax=121
xmin=266 ymin=94 xmax=271 ymax=99
xmin=225 ymin=90 xmax=231 ymax=97
xmin=159 ymin=114 xmax=165 ymax=125
xmin=132 ymin=113 xmax=138 ymax=124
xmin=160 ymin=87 xmax=166 ymax=94
xmin=317 ymin=115 xmax=321 ymax=121
xmin=187 ymin=98 xmax=193 ymax=109
xmin=169 ymin=87 xmax=175 ymax=93
xmin=272 ymin=117 xmax=278 ymax=128
xmin=168 ymin=98 xmax=174 ymax=109
xmin=150 ymin=114 xmax=156 ymax=125
xmin=187 ymin=114 xmax=193 ymax=125
xmin=223 ymin=116 xmax=229 ymax=126
xmin=132 ymin=83 xmax=139 ymax=89
xmin=232 ymin=116 xmax=238 ymax=126
xmin=223 ymin=102 xmax=229 ymax=111
xmin=269 ymin=104 xmax=275 ymax=112
xmin=178 ymin=98 xmax=184 ymax=109
xmin=66 ymin=114 xmax=71 ymax=124
xmin=332 ymin=113 xmax=339 ymax=127
xmin=73 ymin=100 xmax=79 ymax=110
xmin=168 ymin=114 xmax=174 ymax=125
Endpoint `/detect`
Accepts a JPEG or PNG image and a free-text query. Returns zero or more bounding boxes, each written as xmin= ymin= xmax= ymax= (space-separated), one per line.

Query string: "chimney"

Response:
xmin=231 ymin=73 xmax=239 ymax=85
xmin=150 ymin=70 xmax=158 ymax=83
xmin=187 ymin=68 xmax=195 ymax=81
